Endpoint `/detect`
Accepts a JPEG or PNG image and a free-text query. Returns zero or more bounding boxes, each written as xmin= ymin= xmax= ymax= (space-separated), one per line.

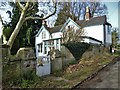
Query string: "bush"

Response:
xmin=3 ymin=61 xmax=41 ymax=88
xmin=21 ymin=70 xmax=41 ymax=88
xmin=2 ymin=62 xmax=22 ymax=88
xmin=114 ymin=50 xmax=120 ymax=55
xmin=63 ymin=42 xmax=90 ymax=60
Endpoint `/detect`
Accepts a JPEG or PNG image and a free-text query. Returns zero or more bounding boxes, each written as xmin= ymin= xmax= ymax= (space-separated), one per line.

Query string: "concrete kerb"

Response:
xmin=71 ymin=56 xmax=120 ymax=89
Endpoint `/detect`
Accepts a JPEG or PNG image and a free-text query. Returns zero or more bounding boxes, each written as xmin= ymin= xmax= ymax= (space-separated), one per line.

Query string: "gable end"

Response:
xmin=60 ymin=17 xmax=81 ymax=32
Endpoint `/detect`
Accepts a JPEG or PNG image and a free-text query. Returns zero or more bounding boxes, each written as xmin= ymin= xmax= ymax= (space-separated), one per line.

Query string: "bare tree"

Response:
xmin=62 ymin=27 xmax=84 ymax=43
xmin=55 ymin=1 xmax=108 ymax=26
xmin=6 ymin=0 xmax=57 ymax=49
xmin=112 ymin=27 xmax=119 ymax=45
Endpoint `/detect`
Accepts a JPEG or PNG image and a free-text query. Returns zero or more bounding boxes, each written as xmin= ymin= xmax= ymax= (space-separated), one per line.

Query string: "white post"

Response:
xmin=55 ymin=40 xmax=57 ymax=49
xmin=43 ymin=42 xmax=45 ymax=55
xmin=54 ymin=40 xmax=56 ymax=49
xmin=59 ymin=39 xmax=61 ymax=51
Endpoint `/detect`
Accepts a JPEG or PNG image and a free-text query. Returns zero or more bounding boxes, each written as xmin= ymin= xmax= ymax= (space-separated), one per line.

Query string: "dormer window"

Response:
xmin=42 ymin=31 xmax=46 ymax=39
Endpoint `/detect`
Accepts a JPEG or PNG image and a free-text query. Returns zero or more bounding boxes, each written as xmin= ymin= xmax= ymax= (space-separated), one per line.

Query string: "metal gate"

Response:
xmin=36 ymin=56 xmax=51 ymax=76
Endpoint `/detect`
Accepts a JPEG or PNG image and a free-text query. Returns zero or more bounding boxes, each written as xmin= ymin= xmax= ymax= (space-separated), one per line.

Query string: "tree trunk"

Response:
xmin=7 ymin=11 xmax=25 ymax=49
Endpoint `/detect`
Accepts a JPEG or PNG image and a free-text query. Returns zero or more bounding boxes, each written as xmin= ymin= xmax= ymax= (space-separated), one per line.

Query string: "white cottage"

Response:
xmin=35 ymin=7 xmax=112 ymax=57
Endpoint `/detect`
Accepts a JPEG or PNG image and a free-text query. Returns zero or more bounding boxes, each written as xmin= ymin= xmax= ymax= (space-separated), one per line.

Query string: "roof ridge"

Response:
xmin=50 ymin=24 xmax=63 ymax=29
xmin=75 ymin=15 xmax=108 ymax=27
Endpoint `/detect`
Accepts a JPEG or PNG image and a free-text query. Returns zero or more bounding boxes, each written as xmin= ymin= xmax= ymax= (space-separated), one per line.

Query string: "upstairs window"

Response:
xmin=42 ymin=31 xmax=46 ymax=39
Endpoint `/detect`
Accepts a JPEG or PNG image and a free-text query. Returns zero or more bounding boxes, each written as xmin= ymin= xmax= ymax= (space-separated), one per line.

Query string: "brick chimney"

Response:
xmin=85 ymin=6 xmax=91 ymax=20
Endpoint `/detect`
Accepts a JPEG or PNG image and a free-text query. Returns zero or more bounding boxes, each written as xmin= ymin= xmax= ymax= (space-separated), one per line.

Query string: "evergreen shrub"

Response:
xmin=63 ymin=42 xmax=90 ymax=60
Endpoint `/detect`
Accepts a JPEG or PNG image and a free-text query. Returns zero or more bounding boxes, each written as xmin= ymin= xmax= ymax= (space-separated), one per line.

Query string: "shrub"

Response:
xmin=63 ymin=42 xmax=90 ymax=60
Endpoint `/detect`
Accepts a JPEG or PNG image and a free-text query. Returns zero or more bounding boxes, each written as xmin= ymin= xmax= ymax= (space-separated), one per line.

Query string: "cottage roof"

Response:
xmin=48 ymin=24 xmax=63 ymax=33
xmin=47 ymin=17 xmax=80 ymax=33
xmin=76 ymin=15 xmax=111 ymax=28
xmin=37 ymin=15 xmax=111 ymax=36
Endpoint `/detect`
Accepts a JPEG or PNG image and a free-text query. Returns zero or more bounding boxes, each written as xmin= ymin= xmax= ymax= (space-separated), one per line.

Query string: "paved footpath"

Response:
xmin=77 ymin=59 xmax=120 ymax=88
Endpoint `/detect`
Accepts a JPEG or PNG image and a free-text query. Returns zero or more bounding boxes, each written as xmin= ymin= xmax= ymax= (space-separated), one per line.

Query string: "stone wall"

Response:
xmin=50 ymin=46 xmax=75 ymax=73
xmin=16 ymin=47 xmax=35 ymax=60
xmin=1 ymin=44 xmax=10 ymax=88
xmin=61 ymin=45 xmax=75 ymax=66
xmin=82 ymin=44 xmax=106 ymax=58
xmin=15 ymin=48 xmax=36 ymax=73
xmin=51 ymin=57 xmax=62 ymax=73
xmin=0 ymin=44 xmax=10 ymax=61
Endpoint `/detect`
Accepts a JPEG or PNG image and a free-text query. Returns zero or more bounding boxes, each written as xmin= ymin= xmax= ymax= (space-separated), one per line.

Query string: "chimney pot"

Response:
xmin=85 ymin=6 xmax=91 ymax=20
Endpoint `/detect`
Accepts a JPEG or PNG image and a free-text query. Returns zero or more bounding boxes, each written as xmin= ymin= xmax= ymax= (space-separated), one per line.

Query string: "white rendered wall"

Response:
xmin=105 ymin=25 xmax=112 ymax=44
xmin=35 ymin=27 xmax=50 ymax=57
xmin=84 ymin=25 xmax=104 ymax=43
xmin=51 ymin=20 xmax=80 ymax=39
xmin=89 ymin=39 xmax=101 ymax=44
xmin=81 ymin=38 xmax=101 ymax=44
xmin=51 ymin=32 xmax=62 ymax=39
xmin=0 ymin=21 xmax=2 ymax=38
xmin=36 ymin=28 xmax=50 ymax=45
xmin=64 ymin=20 xmax=80 ymax=30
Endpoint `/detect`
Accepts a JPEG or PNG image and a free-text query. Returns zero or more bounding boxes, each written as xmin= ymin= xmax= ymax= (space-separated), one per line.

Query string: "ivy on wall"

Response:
xmin=63 ymin=42 xmax=90 ymax=60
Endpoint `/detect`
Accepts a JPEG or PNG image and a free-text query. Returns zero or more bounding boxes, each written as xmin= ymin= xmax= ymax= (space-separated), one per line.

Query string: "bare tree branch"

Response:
xmin=24 ymin=0 xmax=30 ymax=10
xmin=16 ymin=0 xmax=24 ymax=12
xmin=7 ymin=0 xmax=57 ymax=49
xmin=27 ymin=3 xmax=35 ymax=11
xmin=63 ymin=27 xmax=84 ymax=43
xmin=24 ymin=2 xmax=57 ymax=21
xmin=0 ymin=15 xmax=3 ymax=25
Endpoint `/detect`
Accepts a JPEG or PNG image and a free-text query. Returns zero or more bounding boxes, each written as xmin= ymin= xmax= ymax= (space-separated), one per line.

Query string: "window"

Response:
xmin=50 ymin=40 xmax=54 ymax=45
xmin=56 ymin=39 xmax=59 ymax=49
xmin=38 ymin=44 xmax=40 ymax=52
xmin=44 ymin=47 xmax=47 ymax=54
xmin=44 ymin=42 xmax=47 ymax=54
xmin=56 ymin=39 xmax=59 ymax=44
xmin=107 ymin=25 xmax=111 ymax=34
xmin=38 ymin=43 xmax=42 ymax=53
xmin=42 ymin=31 xmax=46 ymax=39
xmin=40 ymin=43 xmax=43 ymax=52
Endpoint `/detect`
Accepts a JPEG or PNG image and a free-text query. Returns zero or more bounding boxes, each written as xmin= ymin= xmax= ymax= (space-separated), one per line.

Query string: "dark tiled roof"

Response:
xmin=46 ymin=15 xmax=111 ymax=34
xmin=76 ymin=15 xmax=111 ymax=27
xmin=48 ymin=24 xmax=63 ymax=33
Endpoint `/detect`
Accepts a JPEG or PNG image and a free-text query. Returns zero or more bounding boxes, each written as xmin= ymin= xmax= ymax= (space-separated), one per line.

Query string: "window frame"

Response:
xmin=42 ymin=31 xmax=46 ymax=39
xmin=38 ymin=43 xmax=43 ymax=53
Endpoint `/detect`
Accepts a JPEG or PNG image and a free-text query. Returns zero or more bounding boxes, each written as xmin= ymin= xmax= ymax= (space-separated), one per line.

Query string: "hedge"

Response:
xmin=63 ymin=42 xmax=90 ymax=60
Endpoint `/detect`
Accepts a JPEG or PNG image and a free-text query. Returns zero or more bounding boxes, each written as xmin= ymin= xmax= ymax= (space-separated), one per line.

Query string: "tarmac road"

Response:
xmin=76 ymin=59 xmax=120 ymax=89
